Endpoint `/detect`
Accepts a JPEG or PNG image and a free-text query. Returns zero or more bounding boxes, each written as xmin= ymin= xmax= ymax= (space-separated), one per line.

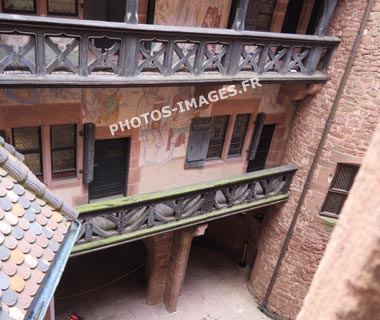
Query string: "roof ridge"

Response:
xmin=0 ymin=137 xmax=78 ymax=220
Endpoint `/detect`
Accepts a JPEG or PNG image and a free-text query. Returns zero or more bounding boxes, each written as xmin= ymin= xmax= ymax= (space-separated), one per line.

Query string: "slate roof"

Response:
xmin=0 ymin=137 xmax=79 ymax=320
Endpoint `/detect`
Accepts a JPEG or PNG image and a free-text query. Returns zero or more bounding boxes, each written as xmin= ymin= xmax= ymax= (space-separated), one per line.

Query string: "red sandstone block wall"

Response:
xmin=248 ymin=0 xmax=380 ymax=318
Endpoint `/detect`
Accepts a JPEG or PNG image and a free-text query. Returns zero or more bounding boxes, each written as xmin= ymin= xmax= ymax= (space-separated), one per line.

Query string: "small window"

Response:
xmin=50 ymin=124 xmax=77 ymax=180
xmin=47 ymin=0 xmax=77 ymax=16
xmin=228 ymin=114 xmax=250 ymax=157
xmin=321 ymin=164 xmax=359 ymax=218
xmin=12 ymin=126 xmax=43 ymax=179
xmin=2 ymin=0 xmax=36 ymax=13
xmin=245 ymin=0 xmax=276 ymax=31
xmin=206 ymin=116 xmax=229 ymax=160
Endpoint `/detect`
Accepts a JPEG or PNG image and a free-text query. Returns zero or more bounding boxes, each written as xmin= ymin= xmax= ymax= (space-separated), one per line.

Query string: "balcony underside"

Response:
xmin=72 ymin=165 xmax=297 ymax=255
xmin=0 ymin=14 xmax=339 ymax=87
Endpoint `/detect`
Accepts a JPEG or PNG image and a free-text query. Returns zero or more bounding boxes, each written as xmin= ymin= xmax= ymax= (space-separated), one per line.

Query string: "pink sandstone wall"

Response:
xmin=297 ymin=122 xmax=380 ymax=320
xmin=249 ymin=0 xmax=380 ymax=318
xmin=0 ymin=83 xmax=295 ymax=205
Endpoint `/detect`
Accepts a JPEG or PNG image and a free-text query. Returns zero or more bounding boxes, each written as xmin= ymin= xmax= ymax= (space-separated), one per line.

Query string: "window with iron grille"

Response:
xmin=206 ymin=115 xmax=229 ymax=160
xmin=228 ymin=114 xmax=250 ymax=157
xmin=47 ymin=0 xmax=78 ymax=16
xmin=12 ymin=126 xmax=43 ymax=180
xmin=2 ymin=0 xmax=36 ymax=13
xmin=50 ymin=124 xmax=77 ymax=180
xmin=321 ymin=164 xmax=359 ymax=218
xmin=245 ymin=0 xmax=277 ymax=31
xmin=1 ymin=0 xmax=78 ymax=15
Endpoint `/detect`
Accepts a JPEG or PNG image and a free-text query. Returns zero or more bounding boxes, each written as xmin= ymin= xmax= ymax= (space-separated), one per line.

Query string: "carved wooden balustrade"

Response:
xmin=72 ymin=165 xmax=297 ymax=254
xmin=0 ymin=14 xmax=339 ymax=87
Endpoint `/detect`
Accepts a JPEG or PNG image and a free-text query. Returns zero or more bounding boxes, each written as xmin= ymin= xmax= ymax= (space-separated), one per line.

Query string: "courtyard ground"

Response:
xmin=55 ymin=238 xmax=269 ymax=320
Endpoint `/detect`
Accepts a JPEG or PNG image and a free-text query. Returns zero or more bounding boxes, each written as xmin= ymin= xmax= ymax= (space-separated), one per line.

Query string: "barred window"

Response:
xmin=228 ymin=114 xmax=250 ymax=157
xmin=50 ymin=124 xmax=77 ymax=180
xmin=2 ymin=0 xmax=36 ymax=13
xmin=48 ymin=0 xmax=77 ymax=16
xmin=12 ymin=126 xmax=43 ymax=180
xmin=321 ymin=164 xmax=359 ymax=218
xmin=206 ymin=116 xmax=229 ymax=160
xmin=245 ymin=0 xmax=276 ymax=31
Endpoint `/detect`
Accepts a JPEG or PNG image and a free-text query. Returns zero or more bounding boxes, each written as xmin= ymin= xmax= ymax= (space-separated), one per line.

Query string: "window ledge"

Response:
xmin=204 ymin=156 xmax=245 ymax=169
xmin=48 ymin=176 xmax=82 ymax=189
xmin=319 ymin=215 xmax=337 ymax=228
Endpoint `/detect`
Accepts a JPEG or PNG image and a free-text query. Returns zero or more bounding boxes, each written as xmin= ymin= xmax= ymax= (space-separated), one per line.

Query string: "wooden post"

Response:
xmin=315 ymin=0 xmax=337 ymax=36
xmin=296 ymin=0 xmax=315 ymax=34
xmin=124 ymin=0 xmax=139 ymax=24
xmin=231 ymin=0 xmax=249 ymax=31
xmin=270 ymin=0 xmax=289 ymax=32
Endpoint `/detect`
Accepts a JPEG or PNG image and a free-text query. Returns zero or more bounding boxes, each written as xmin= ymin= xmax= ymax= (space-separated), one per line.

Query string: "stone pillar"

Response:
xmin=163 ymin=225 xmax=207 ymax=312
xmin=297 ymin=123 xmax=380 ymax=320
xmin=144 ymin=232 xmax=173 ymax=305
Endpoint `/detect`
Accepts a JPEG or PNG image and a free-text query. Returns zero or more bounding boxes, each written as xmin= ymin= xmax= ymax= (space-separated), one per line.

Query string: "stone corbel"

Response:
xmin=277 ymin=83 xmax=324 ymax=106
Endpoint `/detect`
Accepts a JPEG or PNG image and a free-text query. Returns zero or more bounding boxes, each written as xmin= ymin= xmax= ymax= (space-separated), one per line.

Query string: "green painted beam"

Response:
xmin=76 ymin=164 xmax=297 ymax=215
xmin=72 ymin=193 xmax=289 ymax=255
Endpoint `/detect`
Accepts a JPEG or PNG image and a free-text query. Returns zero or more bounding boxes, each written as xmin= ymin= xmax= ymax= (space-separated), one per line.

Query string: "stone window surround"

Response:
xmin=320 ymin=162 xmax=360 ymax=219
xmin=7 ymin=123 xmax=82 ymax=188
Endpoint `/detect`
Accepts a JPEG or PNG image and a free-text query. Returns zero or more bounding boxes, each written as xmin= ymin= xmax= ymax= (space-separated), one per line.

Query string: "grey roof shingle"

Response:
xmin=0 ymin=137 xmax=80 ymax=319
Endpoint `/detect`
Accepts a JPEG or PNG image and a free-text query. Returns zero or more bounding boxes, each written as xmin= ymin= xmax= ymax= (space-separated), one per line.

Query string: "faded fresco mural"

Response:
xmin=134 ymin=86 xmax=209 ymax=165
xmin=0 ymin=88 xmax=81 ymax=106
xmin=154 ymin=0 xmax=232 ymax=28
xmin=0 ymin=84 xmax=279 ymax=170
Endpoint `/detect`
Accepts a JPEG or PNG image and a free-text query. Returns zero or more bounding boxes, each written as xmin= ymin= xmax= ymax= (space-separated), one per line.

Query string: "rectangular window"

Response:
xmin=50 ymin=124 xmax=77 ymax=180
xmin=47 ymin=0 xmax=77 ymax=16
xmin=2 ymin=0 xmax=36 ymax=13
xmin=245 ymin=0 xmax=276 ymax=31
xmin=321 ymin=164 xmax=359 ymax=218
xmin=12 ymin=126 xmax=43 ymax=179
xmin=228 ymin=114 xmax=250 ymax=157
xmin=206 ymin=115 xmax=229 ymax=160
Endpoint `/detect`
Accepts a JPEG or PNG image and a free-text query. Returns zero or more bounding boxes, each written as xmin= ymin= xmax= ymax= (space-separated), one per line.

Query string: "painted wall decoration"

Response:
xmin=4 ymin=88 xmax=40 ymax=106
xmin=0 ymin=88 xmax=80 ymax=106
xmin=82 ymin=88 xmax=123 ymax=124
xmin=154 ymin=0 xmax=232 ymax=28
xmin=134 ymin=86 xmax=210 ymax=165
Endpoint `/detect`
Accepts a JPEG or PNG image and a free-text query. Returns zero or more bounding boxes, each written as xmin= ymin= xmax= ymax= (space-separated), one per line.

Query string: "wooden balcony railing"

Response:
xmin=72 ymin=165 xmax=297 ymax=254
xmin=0 ymin=14 xmax=339 ymax=87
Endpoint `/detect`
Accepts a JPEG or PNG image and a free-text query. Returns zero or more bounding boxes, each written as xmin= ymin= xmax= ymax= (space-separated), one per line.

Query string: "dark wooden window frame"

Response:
xmin=0 ymin=0 xmax=81 ymax=17
xmin=11 ymin=126 xmax=44 ymax=179
xmin=185 ymin=113 xmax=255 ymax=169
xmin=47 ymin=0 xmax=78 ymax=16
xmin=50 ymin=124 xmax=77 ymax=180
xmin=2 ymin=0 xmax=37 ymax=13
xmin=228 ymin=113 xmax=251 ymax=158
xmin=206 ymin=115 xmax=230 ymax=161
xmin=320 ymin=163 xmax=359 ymax=219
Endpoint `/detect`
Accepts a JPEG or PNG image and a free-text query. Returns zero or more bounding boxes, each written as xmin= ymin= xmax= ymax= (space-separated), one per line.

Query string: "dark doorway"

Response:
xmin=306 ymin=1 xmax=324 ymax=35
xmin=247 ymin=124 xmax=275 ymax=172
xmin=281 ymin=0 xmax=304 ymax=34
xmin=84 ymin=0 xmax=125 ymax=22
xmin=89 ymin=138 xmax=130 ymax=200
